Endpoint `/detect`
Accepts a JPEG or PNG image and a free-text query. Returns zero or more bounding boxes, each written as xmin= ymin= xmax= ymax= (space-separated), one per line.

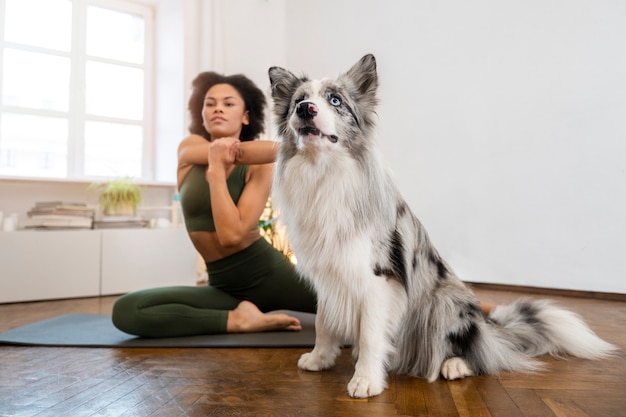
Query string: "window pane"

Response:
xmin=87 ymin=6 xmax=145 ymax=64
xmin=84 ymin=121 xmax=142 ymax=177
xmin=4 ymin=0 xmax=72 ymax=52
xmin=86 ymin=62 xmax=143 ymax=120
xmin=1 ymin=48 xmax=70 ymax=111
xmin=0 ymin=113 xmax=68 ymax=178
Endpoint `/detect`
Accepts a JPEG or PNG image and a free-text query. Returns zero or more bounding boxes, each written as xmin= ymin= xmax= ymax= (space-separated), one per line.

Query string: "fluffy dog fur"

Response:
xmin=268 ymin=54 xmax=617 ymax=398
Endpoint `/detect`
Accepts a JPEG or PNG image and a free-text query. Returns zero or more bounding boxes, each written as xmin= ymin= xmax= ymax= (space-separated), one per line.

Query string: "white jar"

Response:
xmin=2 ymin=213 xmax=17 ymax=232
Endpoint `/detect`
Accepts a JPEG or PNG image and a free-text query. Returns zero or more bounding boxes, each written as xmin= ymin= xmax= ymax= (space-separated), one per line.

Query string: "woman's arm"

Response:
xmin=177 ymin=134 xmax=211 ymax=189
xmin=178 ymin=135 xmax=278 ymax=168
xmin=206 ymin=139 xmax=273 ymax=247
xmin=177 ymin=135 xmax=278 ymax=190
xmin=234 ymin=140 xmax=279 ymax=165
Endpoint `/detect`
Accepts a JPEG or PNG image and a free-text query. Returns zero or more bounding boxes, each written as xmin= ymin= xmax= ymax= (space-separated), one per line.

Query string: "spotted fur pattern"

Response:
xmin=268 ymin=54 xmax=617 ymax=398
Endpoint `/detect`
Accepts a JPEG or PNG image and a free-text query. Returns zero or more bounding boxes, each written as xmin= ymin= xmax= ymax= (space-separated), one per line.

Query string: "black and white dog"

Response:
xmin=268 ymin=54 xmax=616 ymax=398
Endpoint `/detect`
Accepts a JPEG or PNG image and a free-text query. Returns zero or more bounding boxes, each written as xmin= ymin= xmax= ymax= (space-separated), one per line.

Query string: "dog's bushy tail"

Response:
xmin=487 ymin=298 xmax=617 ymax=360
xmin=398 ymin=296 xmax=618 ymax=382
xmin=452 ymin=298 xmax=618 ymax=382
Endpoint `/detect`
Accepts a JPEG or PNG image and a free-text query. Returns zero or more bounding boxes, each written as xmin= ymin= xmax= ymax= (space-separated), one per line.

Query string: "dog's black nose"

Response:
xmin=296 ymin=101 xmax=318 ymax=120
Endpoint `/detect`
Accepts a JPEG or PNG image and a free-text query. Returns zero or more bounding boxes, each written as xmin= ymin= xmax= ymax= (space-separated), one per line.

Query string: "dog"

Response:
xmin=268 ymin=54 xmax=617 ymax=398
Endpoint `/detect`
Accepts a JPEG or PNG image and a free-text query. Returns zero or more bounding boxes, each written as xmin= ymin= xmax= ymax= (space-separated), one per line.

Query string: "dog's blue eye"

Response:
xmin=329 ymin=96 xmax=341 ymax=107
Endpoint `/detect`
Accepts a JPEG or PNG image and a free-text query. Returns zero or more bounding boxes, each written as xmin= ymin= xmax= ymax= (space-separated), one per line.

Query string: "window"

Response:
xmin=0 ymin=0 xmax=154 ymax=180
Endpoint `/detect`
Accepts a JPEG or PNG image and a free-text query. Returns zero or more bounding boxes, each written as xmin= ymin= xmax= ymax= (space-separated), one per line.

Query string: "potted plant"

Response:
xmin=258 ymin=197 xmax=295 ymax=263
xmin=90 ymin=177 xmax=142 ymax=217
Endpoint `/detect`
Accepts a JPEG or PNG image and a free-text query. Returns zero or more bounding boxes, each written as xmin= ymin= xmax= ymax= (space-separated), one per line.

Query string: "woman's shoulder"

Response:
xmin=179 ymin=134 xmax=207 ymax=148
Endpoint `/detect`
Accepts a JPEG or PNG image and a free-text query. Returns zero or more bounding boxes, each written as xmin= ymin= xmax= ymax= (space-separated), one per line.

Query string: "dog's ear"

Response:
xmin=269 ymin=67 xmax=308 ymax=124
xmin=342 ymin=54 xmax=378 ymax=99
xmin=268 ymin=67 xmax=303 ymax=102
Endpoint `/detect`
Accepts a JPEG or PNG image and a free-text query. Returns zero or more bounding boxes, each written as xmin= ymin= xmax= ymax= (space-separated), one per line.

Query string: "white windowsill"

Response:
xmin=0 ymin=175 xmax=175 ymax=188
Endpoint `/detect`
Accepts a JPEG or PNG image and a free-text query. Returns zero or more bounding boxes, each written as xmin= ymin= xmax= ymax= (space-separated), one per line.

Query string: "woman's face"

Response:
xmin=202 ymin=83 xmax=249 ymax=140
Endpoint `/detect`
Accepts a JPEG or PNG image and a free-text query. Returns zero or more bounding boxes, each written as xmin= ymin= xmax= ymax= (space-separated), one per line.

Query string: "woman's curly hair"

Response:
xmin=188 ymin=72 xmax=266 ymax=142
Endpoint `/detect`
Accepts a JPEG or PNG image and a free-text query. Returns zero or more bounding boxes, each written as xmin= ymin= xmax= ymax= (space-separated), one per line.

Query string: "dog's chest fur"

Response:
xmin=276 ymin=152 xmax=375 ymax=256
xmin=276 ymin=147 xmax=399 ymax=291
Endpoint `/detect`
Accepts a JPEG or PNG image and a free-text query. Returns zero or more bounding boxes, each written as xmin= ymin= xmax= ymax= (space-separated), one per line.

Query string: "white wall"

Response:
xmin=210 ymin=0 xmax=626 ymax=293
xmin=0 ymin=177 xmax=175 ymax=224
xmin=202 ymin=0 xmax=287 ymax=93
xmin=153 ymin=0 xmax=186 ymax=183
xmin=280 ymin=0 xmax=626 ymax=294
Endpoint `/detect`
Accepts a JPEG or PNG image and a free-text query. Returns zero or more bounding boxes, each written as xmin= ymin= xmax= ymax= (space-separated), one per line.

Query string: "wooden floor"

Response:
xmin=0 ymin=287 xmax=624 ymax=417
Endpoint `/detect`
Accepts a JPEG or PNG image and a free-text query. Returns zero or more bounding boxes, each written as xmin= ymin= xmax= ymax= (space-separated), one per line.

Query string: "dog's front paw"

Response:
xmin=441 ymin=357 xmax=474 ymax=380
xmin=347 ymin=375 xmax=385 ymax=398
xmin=298 ymin=351 xmax=336 ymax=371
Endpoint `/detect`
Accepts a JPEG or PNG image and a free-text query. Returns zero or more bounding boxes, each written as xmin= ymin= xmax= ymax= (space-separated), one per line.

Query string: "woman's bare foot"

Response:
xmin=226 ymin=301 xmax=302 ymax=333
xmin=480 ymin=301 xmax=497 ymax=316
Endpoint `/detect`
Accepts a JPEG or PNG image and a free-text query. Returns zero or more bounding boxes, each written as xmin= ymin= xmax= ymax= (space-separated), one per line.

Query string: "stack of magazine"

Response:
xmin=23 ymin=202 xmax=96 ymax=230
xmin=93 ymin=216 xmax=149 ymax=229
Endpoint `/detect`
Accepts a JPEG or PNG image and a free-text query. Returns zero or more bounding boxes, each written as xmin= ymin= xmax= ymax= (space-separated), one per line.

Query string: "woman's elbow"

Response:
xmin=216 ymin=230 xmax=246 ymax=248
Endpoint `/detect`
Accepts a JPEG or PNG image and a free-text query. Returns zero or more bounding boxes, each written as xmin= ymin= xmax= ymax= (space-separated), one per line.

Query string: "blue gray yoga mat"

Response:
xmin=0 ymin=312 xmax=316 ymax=348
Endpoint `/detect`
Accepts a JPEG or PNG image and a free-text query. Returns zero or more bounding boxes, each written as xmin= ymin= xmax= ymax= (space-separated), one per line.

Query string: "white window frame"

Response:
xmin=0 ymin=0 xmax=155 ymax=181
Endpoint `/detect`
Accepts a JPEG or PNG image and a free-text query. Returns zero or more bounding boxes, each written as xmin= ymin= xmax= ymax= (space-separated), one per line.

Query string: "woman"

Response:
xmin=112 ymin=72 xmax=317 ymax=337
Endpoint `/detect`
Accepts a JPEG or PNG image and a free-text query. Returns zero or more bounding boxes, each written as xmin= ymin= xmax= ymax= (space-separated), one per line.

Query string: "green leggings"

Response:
xmin=112 ymin=238 xmax=317 ymax=337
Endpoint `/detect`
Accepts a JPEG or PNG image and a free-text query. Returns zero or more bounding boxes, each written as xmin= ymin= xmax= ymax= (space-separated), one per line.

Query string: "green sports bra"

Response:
xmin=179 ymin=164 xmax=249 ymax=232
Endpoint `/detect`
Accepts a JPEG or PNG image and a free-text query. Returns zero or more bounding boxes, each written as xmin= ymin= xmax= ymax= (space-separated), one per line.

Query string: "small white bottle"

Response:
xmin=2 ymin=212 xmax=18 ymax=232
xmin=171 ymin=193 xmax=181 ymax=228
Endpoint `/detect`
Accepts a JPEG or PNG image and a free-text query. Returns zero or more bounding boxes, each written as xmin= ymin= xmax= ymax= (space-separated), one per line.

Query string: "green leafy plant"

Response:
xmin=89 ymin=177 xmax=142 ymax=216
xmin=258 ymin=197 xmax=295 ymax=262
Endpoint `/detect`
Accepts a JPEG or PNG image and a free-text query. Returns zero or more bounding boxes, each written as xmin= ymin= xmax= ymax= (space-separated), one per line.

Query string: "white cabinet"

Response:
xmin=100 ymin=229 xmax=197 ymax=295
xmin=0 ymin=229 xmax=197 ymax=303
xmin=0 ymin=230 xmax=101 ymax=303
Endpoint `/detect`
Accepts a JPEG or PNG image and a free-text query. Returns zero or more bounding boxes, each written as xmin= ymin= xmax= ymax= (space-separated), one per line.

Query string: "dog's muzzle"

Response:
xmin=295 ymin=100 xmax=338 ymax=143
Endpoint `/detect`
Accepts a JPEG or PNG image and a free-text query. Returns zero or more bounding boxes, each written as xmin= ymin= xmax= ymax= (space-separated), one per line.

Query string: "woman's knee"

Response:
xmin=111 ymin=292 xmax=142 ymax=335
